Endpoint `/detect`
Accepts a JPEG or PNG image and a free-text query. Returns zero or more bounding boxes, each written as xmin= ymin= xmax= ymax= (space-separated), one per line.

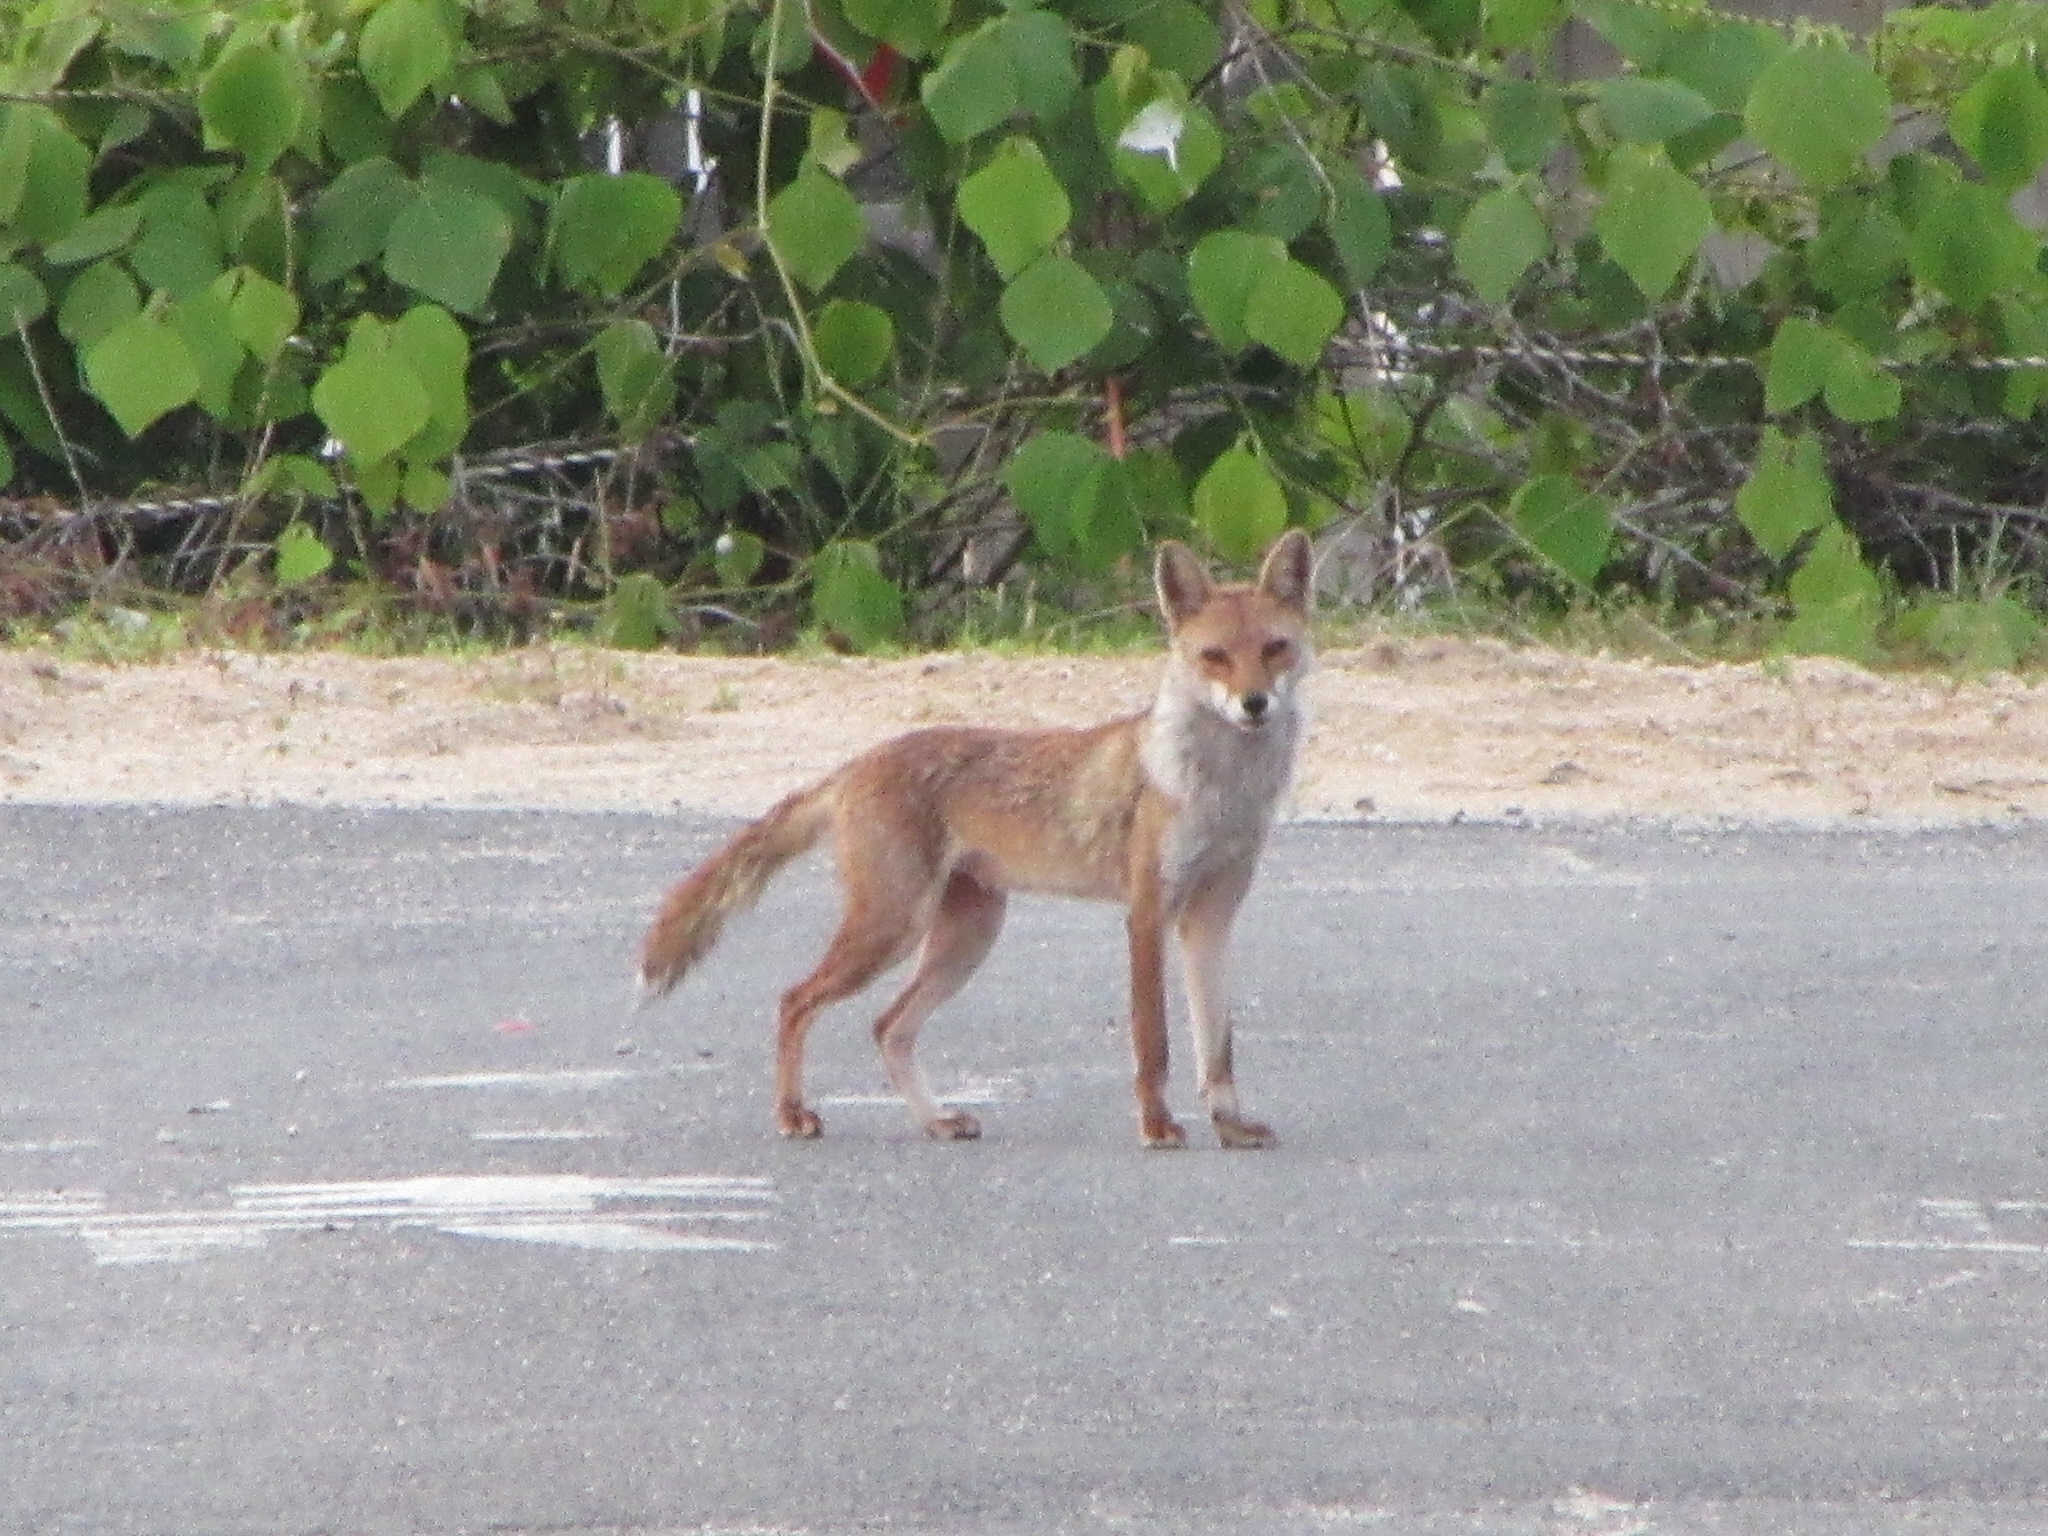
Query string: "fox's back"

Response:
xmin=838 ymin=719 xmax=1148 ymax=900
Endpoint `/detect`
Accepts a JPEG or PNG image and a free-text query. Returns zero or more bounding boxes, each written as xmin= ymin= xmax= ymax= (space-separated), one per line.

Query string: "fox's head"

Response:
xmin=1155 ymin=530 xmax=1314 ymax=732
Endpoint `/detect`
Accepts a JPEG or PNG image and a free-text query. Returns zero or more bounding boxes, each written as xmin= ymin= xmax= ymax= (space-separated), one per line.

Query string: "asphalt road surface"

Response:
xmin=6 ymin=805 xmax=2048 ymax=1535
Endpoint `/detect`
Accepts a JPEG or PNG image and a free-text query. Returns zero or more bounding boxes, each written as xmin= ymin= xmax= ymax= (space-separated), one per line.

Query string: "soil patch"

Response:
xmin=3 ymin=639 xmax=2043 ymax=826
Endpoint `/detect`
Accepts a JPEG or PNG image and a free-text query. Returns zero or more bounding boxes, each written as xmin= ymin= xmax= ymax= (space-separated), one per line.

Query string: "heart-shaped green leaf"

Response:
xmin=999 ymin=254 xmax=1112 ymax=372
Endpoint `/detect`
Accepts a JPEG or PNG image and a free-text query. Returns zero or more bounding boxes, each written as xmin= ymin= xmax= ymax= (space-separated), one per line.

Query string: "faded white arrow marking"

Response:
xmin=0 ymin=1173 xmax=776 ymax=1265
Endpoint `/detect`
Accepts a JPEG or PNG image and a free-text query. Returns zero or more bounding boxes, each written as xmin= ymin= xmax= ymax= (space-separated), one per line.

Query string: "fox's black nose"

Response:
xmin=1242 ymin=692 xmax=1269 ymax=721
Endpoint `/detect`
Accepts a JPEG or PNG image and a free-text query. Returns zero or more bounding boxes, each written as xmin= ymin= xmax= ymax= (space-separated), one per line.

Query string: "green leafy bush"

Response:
xmin=3 ymin=0 xmax=2048 ymax=661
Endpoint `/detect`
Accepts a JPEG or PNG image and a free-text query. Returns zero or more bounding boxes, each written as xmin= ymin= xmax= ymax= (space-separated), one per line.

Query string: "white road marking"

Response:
xmin=388 ymin=1068 xmax=640 ymax=1091
xmin=439 ymin=1222 xmax=763 ymax=1253
xmin=0 ymin=1139 xmax=103 ymax=1154
xmin=0 ymin=1173 xmax=777 ymax=1265
xmin=1849 ymin=1197 xmax=2048 ymax=1258
xmin=470 ymin=1128 xmax=612 ymax=1143
xmin=1848 ymin=1239 xmax=2048 ymax=1256
xmin=816 ymin=1076 xmax=1027 ymax=1109
xmin=387 ymin=1061 xmax=723 ymax=1093
xmin=90 ymin=1227 xmax=270 ymax=1265
xmin=0 ymin=1192 xmax=105 ymax=1219
xmin=1391 ymin=1198 xmax=1592 ymax=1251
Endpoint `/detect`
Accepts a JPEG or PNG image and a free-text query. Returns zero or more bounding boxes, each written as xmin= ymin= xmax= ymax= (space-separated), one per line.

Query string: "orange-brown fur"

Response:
xmin=638 ymin=531 xmax=1314 ymax=1148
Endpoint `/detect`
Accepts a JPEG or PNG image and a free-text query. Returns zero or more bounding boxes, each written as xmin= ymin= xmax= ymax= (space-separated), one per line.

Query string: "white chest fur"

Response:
xmin=1139 ymin=680 xmax=1301 ymax=911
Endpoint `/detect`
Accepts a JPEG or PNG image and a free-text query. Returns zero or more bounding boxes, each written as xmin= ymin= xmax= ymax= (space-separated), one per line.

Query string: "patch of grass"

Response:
xmin=1351 ymin=585 xmax=1797 ymax=671
xmin=937 ymin=572 xmax=1163 ymax=655
xmin=39 ymin=607 xmax=190 ymax=663
xmin=7 ymin=561 xmax=2048 ymax=684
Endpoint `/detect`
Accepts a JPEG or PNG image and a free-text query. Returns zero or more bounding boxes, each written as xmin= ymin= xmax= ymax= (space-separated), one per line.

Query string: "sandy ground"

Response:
xmin=3 ymin=635 xmax=2046 ymax=827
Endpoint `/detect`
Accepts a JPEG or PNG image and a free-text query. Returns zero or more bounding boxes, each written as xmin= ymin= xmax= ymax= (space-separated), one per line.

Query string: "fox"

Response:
xmin=637 ymin=528 xmax=1314 ymax=1150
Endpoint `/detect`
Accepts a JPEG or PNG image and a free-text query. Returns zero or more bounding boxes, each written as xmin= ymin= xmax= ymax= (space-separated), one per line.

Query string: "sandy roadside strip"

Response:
xmin=1 ymin=638 xmax=2045 ymax=826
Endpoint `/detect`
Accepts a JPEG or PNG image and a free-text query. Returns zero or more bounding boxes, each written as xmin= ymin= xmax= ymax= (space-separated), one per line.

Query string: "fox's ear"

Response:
xmin=1154 ymin=540 xmax=1213 ymax=629
xmin=1257 ymin=528 xmax=1314 ymax=612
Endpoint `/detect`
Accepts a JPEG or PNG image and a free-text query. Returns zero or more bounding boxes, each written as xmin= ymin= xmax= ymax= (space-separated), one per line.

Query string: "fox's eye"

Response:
xmin=1199 ymin=646 xmax=1231 ymax=669
xmin=1261 ymin=638 xmax=1292 ymax=662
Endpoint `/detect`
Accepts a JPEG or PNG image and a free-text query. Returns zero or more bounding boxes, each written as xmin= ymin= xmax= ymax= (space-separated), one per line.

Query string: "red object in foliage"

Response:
xmin=859 ymin=43 xmax=901 ymax=107
xmin=813 ymin=32 xmax=902 ymax=112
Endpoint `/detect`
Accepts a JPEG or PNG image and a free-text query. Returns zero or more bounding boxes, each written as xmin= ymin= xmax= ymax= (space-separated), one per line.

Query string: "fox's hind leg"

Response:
xmin=871 ymin=867 xmax=1006 ymax=1140
xmin=774 ymin=821 xmax=937 ymax=1138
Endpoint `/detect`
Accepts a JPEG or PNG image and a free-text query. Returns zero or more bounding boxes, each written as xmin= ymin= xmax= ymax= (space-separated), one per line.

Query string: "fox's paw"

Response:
xmin=925 ymin=1111 xmax=982 ymax=1142
xmin=777 ymin=1103 xmax=824 ymax=1139
xmin=1141 ymin=1116 xmax=1188 ymax=1150
xmin=1213 ymin=1112 xmax=1277 ymax=1150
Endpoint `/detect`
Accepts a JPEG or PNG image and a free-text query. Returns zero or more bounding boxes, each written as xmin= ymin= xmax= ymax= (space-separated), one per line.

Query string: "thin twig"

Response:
xmin=13 ymin=319 xmax=92 ymax=512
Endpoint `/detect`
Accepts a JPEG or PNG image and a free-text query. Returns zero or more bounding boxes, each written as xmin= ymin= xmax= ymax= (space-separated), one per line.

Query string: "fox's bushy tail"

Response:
xmin=638 ymin=777 xmax=837 ymax=998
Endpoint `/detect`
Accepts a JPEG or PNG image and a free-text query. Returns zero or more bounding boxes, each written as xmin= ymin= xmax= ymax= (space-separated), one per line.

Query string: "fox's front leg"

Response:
xmin=1176 ymin=872 xmax=1275 ymax=1150
xmin=1126 ymin=841 xmax=1186 ymax=1149
xmin=1127 ymin=902 xmax=1186 ymax=1148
